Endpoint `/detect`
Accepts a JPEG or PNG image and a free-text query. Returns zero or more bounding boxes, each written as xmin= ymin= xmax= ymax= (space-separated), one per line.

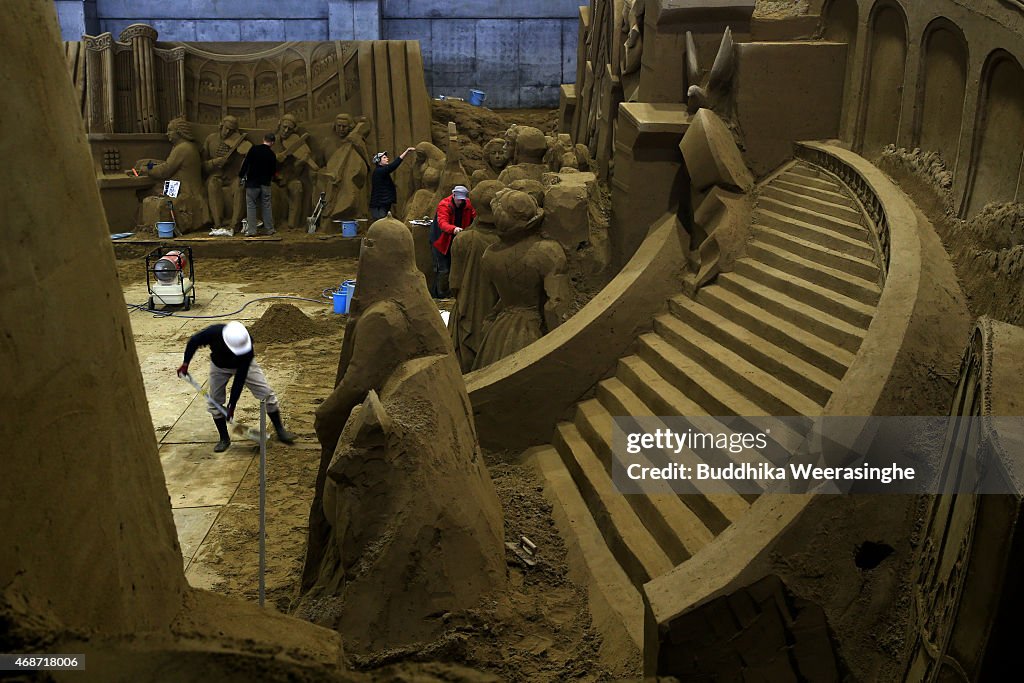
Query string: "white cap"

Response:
xmin=222 ymin=321 xmax=252 ymax=355
xmin=452 ymin=185 xmax=469 ymax=199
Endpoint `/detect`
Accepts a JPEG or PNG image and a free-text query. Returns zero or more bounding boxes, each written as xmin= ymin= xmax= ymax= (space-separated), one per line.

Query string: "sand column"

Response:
xmin=120 ymin=23 xmax=159 ymax=133
xmin=1 ymin=0 xmax=186 ymax=637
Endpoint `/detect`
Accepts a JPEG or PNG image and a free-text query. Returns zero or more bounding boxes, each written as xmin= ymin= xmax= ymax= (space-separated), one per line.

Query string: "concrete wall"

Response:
xmin=382 ymin=0 xmax=579 ymax=107
xmin=54 ymin=0 xmax=579 ymax=108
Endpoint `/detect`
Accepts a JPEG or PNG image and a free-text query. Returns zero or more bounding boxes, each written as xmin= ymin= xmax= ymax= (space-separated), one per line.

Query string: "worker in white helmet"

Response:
xmin=177 ymin=320 xmax=295 ymax=452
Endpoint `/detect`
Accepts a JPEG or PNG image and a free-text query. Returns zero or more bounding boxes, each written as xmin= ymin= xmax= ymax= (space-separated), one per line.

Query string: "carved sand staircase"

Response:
xmin=533 ymin=159 xmax=883 ymax=591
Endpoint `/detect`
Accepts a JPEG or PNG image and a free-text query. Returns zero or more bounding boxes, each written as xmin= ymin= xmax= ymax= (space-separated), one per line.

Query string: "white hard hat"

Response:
xmin=222 ymin=321 xmax=252 ymax=355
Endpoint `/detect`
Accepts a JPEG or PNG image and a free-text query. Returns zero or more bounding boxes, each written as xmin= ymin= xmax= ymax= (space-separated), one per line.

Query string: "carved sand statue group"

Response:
xmin=289 ymin=124 xmax=606 ymax=650
xmin=136 ymin=112 xmax=373 ymax=234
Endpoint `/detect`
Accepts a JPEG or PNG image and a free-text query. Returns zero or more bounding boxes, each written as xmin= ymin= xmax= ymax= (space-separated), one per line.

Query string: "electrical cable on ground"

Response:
xmin=127 ymin=294 xmax=332 ymax=319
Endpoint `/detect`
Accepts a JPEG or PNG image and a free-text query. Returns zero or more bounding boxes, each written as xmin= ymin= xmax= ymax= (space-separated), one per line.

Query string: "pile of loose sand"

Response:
xmin=249 ymin=303 xmax=338 ymax=345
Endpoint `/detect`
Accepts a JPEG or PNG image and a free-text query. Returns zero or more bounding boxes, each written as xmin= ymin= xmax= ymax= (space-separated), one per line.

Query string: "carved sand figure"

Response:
xmin=544 ymin=133 xmax=582 ymax=172
xmin=472 ymin=189 xmax=571 ymax=370
xmin=316 ymin=113 xmax=371 ymax=226
xmin=437 ymin=121 xmax=472 ymax=196
xmin=686 ymin=27 xmax=736 ymax=116
xmin=201 ymin=115 xmax=251 ymax=230
xmin=450 ymin=180 xmax=504 ymax=372
xmin=300 ymin=217 xmax=505 ymax=652
xmin=139 ymin=117 xmax=210 ymax=233
xmin=620 ymin=0 xmax=646 ymax=100
xmin=273 ymin=113 xmax=320 ymax=229
xmin=470 ymin=137 xmax=511 ymax=185
xmin=403 ymin=141 xmax=447 ymax=282
xmin=497 ymin=126 xmax=550 ymax=185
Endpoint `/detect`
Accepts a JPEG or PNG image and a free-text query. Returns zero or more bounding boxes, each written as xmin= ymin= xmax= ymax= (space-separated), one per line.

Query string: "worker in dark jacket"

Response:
xmin=369 ymin=147 xmax=416 ymax=220
xmin=238 ymin=133 xmax=278 ymax=236
xmin=176 ymin=321 xmax=294 ymax=451
xmin=430 ymin=185 xmax=476 ymax=298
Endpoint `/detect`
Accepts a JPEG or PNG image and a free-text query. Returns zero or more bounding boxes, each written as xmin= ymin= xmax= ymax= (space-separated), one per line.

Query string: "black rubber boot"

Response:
xmin=213 ymin=417 xmax=231 ymax=452
xmin=268 ymin=409 xmax=295 ymax=445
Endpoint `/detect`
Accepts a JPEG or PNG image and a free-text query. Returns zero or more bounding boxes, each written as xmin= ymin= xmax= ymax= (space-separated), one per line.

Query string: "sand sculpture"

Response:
xmin=679 ymin=108 xmax=754 ymax=292
xmin=316 ymin=113 xmax=372 ymax=227
xmin=686 ymin=28 xmax=737 ymax=116
xmin=404 ymin=141 xmax=447 ymax=281
xmin=138 ymin=117 xmax=210 ymax=233
xmin=472 ymin=189 xmax=570 ymax=369
xmin=439 ymin=120 xmax=473 ymax=192
xmin=498 ymin=126 xmax=550 ymax=185
xmin=273 ymin=113 xmax=320 ymax=230
xmin=301 ymin=217 xmax=506 ymax=651
xmin=450 ymin=180 xmax=504 ymax=372
xmin=4 ymin=3 xmax=344 ymax=675
xmin=202 ymin=115 xmax=251 ymax=231
xmin=471 ymin=137 xmax=511 ymax=185
xmin=544 ymin=133 xmax=583 ymax=173
xmin=509 ymin=178 xmax=546 ymax=207
xmin=620 ymin=0 xmax=646 ymax=101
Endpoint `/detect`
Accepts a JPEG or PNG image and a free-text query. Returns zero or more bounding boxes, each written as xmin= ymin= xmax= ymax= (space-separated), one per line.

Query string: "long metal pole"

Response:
xmin=259 ymin=399 xmax=267 ymax=608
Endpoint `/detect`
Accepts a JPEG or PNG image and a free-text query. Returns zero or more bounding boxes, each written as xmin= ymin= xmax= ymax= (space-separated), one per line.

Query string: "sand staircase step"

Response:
xmin=760 ymin=184 xmax=863 ymax=224
xmin=667 ymin=295 xmax=839 ymax=406
xmin=653 ymin=314 xmax=824 ymax=416
xmin=638 ymin=332 xmax=801 ymax=421
xmin=753 ymin=208 xmax=872 ymax=255
xmin=717 ymin=272 xmax=867 ymax=352
xmin=552 ymin=421 xmax=674 ymax=585
xmin=787 ymin=162 xmax=830 ymax=181
xmin=777 ymin=169 xmax=848 ymax=194
xmin=696 ymin=286 xmax=855 ymax=379
xmin=768 ymin=179 xmax=860 ymax=212
xmin=746 ymin=239 xmax=881 ymax=305
xmin=575 ymin=398 xmax=713 ymax=563
xmin=597 ymin=378 xmax=752 ymax=535
xmin=732 ymin=259 xmax=876 ymax=329
xmin=617 ymin=355 xmax=797 ymax=471
xmin=752 ymin=226 xmax=881 ymax=282
xmin=758 ymin=195 xmax=867 ymax=240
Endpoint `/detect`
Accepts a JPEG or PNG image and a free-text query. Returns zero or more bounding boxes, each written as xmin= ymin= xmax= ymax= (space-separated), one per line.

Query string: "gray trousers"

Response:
xmin=244 ymin=185 xmax=274 ymax=234
xmin=207 ymin=359 xmax=279 ymax=416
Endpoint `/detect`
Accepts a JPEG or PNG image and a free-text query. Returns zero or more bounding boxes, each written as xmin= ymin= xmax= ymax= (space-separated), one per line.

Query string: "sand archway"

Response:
xmin=822 ymin=0 xmax=859 ymax=131
xmin=859 ymin=1 xmax=908 ymax=158
xmin=916 ymin=18 xmax=968 ymax=171
xmin=965 ymin=51 xmax=1024 ymax=217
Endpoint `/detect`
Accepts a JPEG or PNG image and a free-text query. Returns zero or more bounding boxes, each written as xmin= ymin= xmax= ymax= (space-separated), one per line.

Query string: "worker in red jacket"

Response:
xmin=430 ymin=185 xmax=476 ymax=298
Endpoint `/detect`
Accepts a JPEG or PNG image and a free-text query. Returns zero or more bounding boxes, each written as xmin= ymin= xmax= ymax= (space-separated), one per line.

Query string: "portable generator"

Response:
xmin=145 ymin=245 xmax=196 ymax=310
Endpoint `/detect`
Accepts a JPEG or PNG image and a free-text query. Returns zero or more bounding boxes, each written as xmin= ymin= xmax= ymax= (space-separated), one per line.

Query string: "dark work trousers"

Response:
xmin=370 ymin=205 xmax=390 ymax=221
xmin=431 ymin=246 xmax=451 ymax=299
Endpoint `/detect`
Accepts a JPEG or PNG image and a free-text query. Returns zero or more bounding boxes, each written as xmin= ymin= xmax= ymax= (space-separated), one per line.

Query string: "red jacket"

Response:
xmin=433 ymin=195 xmax=476 ymax=255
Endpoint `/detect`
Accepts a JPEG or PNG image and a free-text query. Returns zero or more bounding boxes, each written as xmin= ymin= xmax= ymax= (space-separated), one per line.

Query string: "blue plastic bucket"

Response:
xmin=468 ymin=89 xmax=486 ymax=106
xmin=341 ymin=220 xmax=358 ymax=237
xmin=156 ymin=221 xmax=175 ymax=238
xmin=332 ymin=279 xmax=356 ymax=314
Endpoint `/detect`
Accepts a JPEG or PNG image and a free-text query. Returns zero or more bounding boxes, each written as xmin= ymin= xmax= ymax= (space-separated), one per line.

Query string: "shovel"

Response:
xmin=181 ymin=373 xmax=262 ymax=443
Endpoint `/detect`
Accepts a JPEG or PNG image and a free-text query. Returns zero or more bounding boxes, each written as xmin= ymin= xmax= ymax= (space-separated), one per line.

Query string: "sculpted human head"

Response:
xmin=219 ymin=115 xmax=238 ymax=139
xmin=278 ymin=114 xmax=298 ymax=137
xmin=470 ymin=181 xmax=504 ymax=224
xmin=483 ymin=138 xmax=509 ymax=172
xmin=334 ymin=113 xmax=353 ymax=138
xmin=166 ymin=117 xmax=195 ymax=144
xmin=514 ymin=126 xmax=547 ymax=165
xmin=353 ymin=216 xmax=420 ymax=310
xmin=492 ymin=189 xmax=544 ymax=241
